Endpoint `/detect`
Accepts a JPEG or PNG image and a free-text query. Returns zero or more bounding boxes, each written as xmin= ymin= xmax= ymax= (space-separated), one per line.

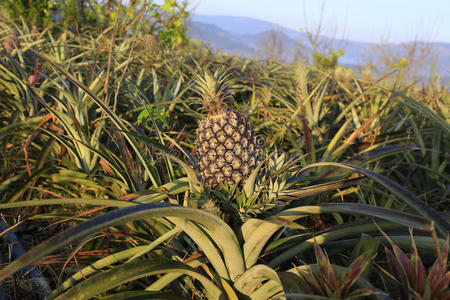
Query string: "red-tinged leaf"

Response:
xmin=425 ymin=238 xmax=448 ymax=297
xmin=314 ymin=243 xmax=338 ymax=290
xmin=430 ymin=272 xmax=450 ymax=299
xmin=411 ymin=254 xmax=426 ymax=294
xmin=302 ymin=271 xmax=326 ymax=295
xmin=378 ymin=222 xmax=413 ymax=286
xmin=312 ymin=271 xmax=329 ymax=295
xmin=410 ymin=231 xmax=426 ymax=293
xmin=348 ymin=288 xmax=379 ymax=297
xmin=392 ymin=244 xmax=415 ymax=286
xmin=386 ymin=248 xmax=410 ymax=299
xmin=386 ymin=249 xmax=405 ymax=281
xmin=341 ymin=252 xmax=373 ymax=296
xmin=427 ymin=257 xmax=445 ymax=289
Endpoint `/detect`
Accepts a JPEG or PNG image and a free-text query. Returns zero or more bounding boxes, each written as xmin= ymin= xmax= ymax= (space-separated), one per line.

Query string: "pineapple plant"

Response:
xmin=193 ymin=68 xmax=262 ymax=188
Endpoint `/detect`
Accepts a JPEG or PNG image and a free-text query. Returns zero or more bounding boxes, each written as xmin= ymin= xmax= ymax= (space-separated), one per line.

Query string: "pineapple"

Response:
xmin=193 ymin=68 xmax=262 ymax=188
xmin=3 ymin=32 xmax=20 ymax=55
xmin=142 ymin=33 xmax=161 ymax=59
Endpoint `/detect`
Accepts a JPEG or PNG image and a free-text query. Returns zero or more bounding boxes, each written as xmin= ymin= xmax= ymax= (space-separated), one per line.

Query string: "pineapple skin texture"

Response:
xmin=196 ymin=109 xmax=261 ymax=188
xmin=3 ymin=34 xmax=20 ymax=55
xmin=143 ymin=34 xmax=161 ymax=59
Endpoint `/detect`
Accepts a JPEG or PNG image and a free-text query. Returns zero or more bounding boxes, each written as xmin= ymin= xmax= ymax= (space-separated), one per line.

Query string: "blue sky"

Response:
xmin=185 ymin=0 xmax=450 ymax=43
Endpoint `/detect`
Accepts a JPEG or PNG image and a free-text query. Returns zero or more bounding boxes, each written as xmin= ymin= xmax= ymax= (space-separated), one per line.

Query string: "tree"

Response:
xmin=362 ymin=30 xmax=437 ymax=84
xmin=0 ymin=0 xmax=191 ymax=50
xmin=260 ymin=29 xmax=286 ymax=60
xmin=297 ymin=1 xmax=346 ymax=68
xmin=0 ymin=0 xmax=53 ymax=27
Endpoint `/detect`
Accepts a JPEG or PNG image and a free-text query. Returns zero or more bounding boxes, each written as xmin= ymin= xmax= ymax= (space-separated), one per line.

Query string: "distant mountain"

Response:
xmin=189 ymin=21 xmax=255 ymax=57
xmin=191 ymin=14 xmax=294 ymax=35
xmin=187 ymin=14 xmax=450 ymax=80
xmin=188 ymin=21 xmax=302 ymax=61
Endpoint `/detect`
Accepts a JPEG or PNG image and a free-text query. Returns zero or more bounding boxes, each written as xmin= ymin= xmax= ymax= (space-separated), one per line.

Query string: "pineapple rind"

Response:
xmin=196 ymin=109 xmax=261 ymax=188
xmin=3 ymin=33 xmax=20 ymax=55
xmin=142 ymin=33 xmax=161 ymax=59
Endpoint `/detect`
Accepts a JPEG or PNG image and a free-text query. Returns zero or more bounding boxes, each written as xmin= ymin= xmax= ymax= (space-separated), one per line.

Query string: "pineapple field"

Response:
xmin=0 ymin=1 xmax=449 ymax=299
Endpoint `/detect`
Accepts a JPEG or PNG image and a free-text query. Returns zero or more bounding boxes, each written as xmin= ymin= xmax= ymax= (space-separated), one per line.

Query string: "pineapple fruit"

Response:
xmin=193 ymin=69 xmax=262 ymax=188
xmin=3 ymin=32 xmax=20 ymax=55
xmin=142 ymin=33 xmax=161 ymax=59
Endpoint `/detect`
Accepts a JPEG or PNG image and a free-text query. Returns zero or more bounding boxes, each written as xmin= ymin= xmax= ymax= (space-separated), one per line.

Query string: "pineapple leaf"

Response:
xmin=191 ymin=67 xmax=235 ymax=111
xmin=277 ymin=271 xmax=304 ymax=296
xmin=243 ymin=155 xmax=266 ymax=198
xmin=385 ymin=247 xmax=411 ymax=299
xmin=302 ymin=268 xmax=327 ymax=295
xmin=341 ymin=251 xmax=374 ymax=296
xmin=346 ymin=288 xmax=380 ymax=299
xmin=53 ymin=260 xmax=223 ymax=300
xmin=298 ymin=162 xmax=449 ymax=236
xmin=409 ymin=229 xmax=426 ymax=293
xmin=314 ymin=243 xmax=339 ymax=292
xmin=234 ymin=264 xmax=281 ymax=295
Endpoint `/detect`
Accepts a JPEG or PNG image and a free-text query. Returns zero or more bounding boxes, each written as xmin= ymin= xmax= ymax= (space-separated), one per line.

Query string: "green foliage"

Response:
xmin=0 ymin=0 xmax=190 ymax=49
xmin=59 ymin=0 xmax=96 ymax=28
xmin=0 ymin=13 xmax=448 ymax=299
xmin=0 ymin=0 xmax=94 ymax=28
xmin=0 ymin=0 xmax=53 ymax=27
xmin=313 ymin=48 xmax=344 ymax=70
xmin=150 ymin=0 xmax=190 ymax=49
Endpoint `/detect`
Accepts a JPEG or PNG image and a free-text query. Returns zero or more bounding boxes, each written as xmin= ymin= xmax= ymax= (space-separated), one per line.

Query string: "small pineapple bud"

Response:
xmin=3 ymin=33 xmax=20 ymax=55
xmin=143 ymin=33 xmax=161 ymax=59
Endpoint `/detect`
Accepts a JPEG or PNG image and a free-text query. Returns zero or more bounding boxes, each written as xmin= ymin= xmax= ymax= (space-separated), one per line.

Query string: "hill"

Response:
xmin=188 ymin=14 xmax=450 ymax=80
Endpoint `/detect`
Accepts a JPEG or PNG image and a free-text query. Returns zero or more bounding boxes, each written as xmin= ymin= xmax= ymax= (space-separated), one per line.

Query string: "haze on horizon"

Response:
xmin=183 ymin=0 xmax=450 ymax=44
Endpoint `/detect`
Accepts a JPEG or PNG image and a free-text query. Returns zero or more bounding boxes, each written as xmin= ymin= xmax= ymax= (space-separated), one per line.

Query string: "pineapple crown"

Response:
xmin=191 ymin=67 xmax=235 ymax=112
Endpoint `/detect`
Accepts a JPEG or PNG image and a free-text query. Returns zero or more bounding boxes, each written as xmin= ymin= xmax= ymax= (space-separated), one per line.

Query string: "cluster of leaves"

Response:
xmin=382 ymin=229 xmax=450 ymax=300
xmin=293 ymin=243 xmax=377 ymax=299
xmin=0 ymin=0 xmax=190 ymax=50
xmin=0 ymin=0 xmax=53 ymax=27
xmin=0 ymin=9 xmax=448 ymax=300
xmin=151 ymin=0 xmax=190 ymax=49
xmin=312 ymin=48 xmax=344 ymax=70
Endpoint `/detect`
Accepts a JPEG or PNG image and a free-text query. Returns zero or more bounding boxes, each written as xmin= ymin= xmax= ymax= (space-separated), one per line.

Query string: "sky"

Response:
xmin=184 ymin=0 xmax=450 ymax=44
